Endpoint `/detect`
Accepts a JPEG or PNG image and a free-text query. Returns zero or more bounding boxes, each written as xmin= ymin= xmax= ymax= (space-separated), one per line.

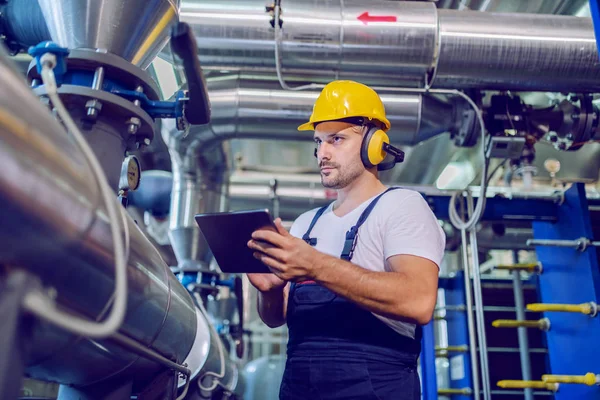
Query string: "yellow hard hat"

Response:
xmin=298 ymin=80 xmax=391 ymax=132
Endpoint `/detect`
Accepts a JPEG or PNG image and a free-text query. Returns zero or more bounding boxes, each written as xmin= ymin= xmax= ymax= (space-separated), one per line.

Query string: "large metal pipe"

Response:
xmin=166 ymin=74 xmax=463 ymax=147
xmin=180 ymin=0 xmax=600 ymax=92
xmin=37 ymin=0 xmax=179 ymax=69
xmin=164 ymin=132 xmax=230 ymax=268
xmin=0 ymin=46 xmax=197 ymax=388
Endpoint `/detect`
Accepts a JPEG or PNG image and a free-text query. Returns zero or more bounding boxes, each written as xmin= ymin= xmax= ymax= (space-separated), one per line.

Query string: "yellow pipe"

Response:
xmin=495 ymin=262 xmax=542 ymax=273
xmin=542 ymin=373 xmax=600 ymax=386
xmin=131 ymin=7 xmax=177 ymax=65
xmin=435 ymin=345 xmax=469 ymax=353
xmin=492 ymin=318 xmax=550 ymax=330
xmin=438 ymin=388 xmax=473 ymax=395
xmin=497 ymin=380 xmax=559 ymax=391
xmin=527 ymin=302 xmax=597 ymax=317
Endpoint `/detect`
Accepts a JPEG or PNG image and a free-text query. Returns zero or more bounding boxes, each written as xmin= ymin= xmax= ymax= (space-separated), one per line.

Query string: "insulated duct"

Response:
xmin=0 ymin=45 xmax=197 ymax=390
xmin=180 ymin=0 xmax=600 ymax=92
xmin=166 ymin=74 xmax=465 ymax=147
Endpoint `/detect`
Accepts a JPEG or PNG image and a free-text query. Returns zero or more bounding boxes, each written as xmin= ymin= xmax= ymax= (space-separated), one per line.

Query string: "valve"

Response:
xmin=492 ymin=318 xmax=550 ymax=331
xmin=495 ymin=262 xmax=542 ymax=274
xmin=542 ymin=373 xmax=600 ymax=386
xmin=497 ymin=380 xmax=559 ymax=391
xmin=526 ymin=302 xmax=597 ymax=317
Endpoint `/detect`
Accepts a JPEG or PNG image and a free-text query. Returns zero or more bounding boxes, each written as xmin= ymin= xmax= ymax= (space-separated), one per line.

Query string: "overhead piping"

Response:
xmin=179 ymin=0 xmax=600 ymax=92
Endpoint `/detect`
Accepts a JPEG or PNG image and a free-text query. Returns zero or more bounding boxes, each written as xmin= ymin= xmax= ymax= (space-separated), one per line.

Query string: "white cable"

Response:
xmin=273 ymin=2 xmax=322 ymax=91
xmin=21 ymin=53 xmax=129 ymax=338
xmin=176 ymin=374 xmax=191 ymax=400
xmin=196 ymin=293 xmax=227 ymax=393
xmin=364 ymin=86 xmax=488 ymax=231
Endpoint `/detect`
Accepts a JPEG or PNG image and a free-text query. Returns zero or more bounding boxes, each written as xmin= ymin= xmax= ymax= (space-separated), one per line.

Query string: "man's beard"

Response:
xmin=321 ymin=163 xmax=363 ymax=189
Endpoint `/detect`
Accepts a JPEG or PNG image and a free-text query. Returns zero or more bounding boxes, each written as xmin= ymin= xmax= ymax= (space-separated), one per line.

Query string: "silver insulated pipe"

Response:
xmin=180 ymin=0 xmax=600 ymax=92
xmin=166 ymin=74 xmax=465 ymax=146
xmin=0 ymin=45 xmax=197 ymax=389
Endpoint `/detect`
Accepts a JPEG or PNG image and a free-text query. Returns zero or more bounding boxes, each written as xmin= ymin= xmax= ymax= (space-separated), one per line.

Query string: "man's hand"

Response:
xmin=247 ymin=273 xmax=286 ymax=293
xmin=247 ymin=218 xmax=322 ymax=282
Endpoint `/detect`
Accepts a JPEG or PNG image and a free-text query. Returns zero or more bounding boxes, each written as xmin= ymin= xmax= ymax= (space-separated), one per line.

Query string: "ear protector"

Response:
xmin=313 ymin=124 xmax=405 ymax=171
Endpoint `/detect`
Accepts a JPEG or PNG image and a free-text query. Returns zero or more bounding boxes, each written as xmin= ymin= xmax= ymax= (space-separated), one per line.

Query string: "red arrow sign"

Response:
xmin=357 ymin=11 xmax=397 ymax=25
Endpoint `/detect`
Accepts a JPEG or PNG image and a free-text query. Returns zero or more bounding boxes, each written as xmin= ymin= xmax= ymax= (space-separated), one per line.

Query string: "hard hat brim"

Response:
xmin=297 ymin=122 xmax=314 ymax=131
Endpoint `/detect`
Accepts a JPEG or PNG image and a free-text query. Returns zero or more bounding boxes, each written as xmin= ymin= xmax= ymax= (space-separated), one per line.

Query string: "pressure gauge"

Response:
xmin=119 ymin=155 xmax=141 ymax=191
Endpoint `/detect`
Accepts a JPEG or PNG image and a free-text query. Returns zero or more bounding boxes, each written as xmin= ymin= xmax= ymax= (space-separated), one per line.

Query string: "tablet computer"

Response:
xmin=194 ymin=209 xmax=277 ymax=274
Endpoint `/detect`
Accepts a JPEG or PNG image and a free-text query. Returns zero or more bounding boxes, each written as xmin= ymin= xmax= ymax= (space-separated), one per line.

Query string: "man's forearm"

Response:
xmin=257 ymin=287 xmax=286 ymax=328
xmin=313 ymin=254 xmax=434 ymax=325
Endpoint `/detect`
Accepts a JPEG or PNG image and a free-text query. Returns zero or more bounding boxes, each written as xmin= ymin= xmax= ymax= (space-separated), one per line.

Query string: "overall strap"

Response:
xmin=302 ymin=205 xmax=328 ymax=246
xmin=341 ymin=187 xmax=401 ymax=261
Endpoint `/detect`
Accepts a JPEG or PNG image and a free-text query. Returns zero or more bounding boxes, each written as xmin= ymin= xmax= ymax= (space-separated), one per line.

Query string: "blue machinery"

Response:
xmin=418 ymin=3 xmax=600 ymax=398
xmin=418 ymin=184 xmax=600 ymax=400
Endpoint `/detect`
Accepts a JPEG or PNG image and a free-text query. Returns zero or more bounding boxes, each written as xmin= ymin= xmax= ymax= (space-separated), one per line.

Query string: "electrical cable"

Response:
xmin=194 ymin=293 xmax=227 ymax=393
xmin=273 ymin=1 xmax=322 ymax=91
xmin=21 ymin=53 xmax=130 ymax=338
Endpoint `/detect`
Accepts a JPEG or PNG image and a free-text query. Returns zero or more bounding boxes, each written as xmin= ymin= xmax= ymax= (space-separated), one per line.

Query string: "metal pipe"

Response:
xmin=460 ymin=227 xmax=481 ymax=400
xmin=0 ymin=46 xmax=197 ymax=387
xmin=526 ymin=237 xmax=600 ymax=250
xmin=166 ymin=137 xmax=230 ymax=268
xmin=511 ymin=251 xmax=533 ymax=400
xmin=167 ymin=74 xmax=462 ymax=148
xmin=180 ymin=0 xmax=600 ymax=92
xmin=469 ymin=228 xmax=492 ymax=400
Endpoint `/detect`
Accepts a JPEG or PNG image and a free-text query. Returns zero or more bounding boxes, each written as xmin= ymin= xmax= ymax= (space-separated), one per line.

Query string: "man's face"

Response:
xmin=313 ymin=121 xmax=365 ymax=189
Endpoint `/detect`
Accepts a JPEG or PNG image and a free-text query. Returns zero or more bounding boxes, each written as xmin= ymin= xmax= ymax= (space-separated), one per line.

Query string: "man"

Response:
xmin=246 ymin=80 xmax=445 ymax=399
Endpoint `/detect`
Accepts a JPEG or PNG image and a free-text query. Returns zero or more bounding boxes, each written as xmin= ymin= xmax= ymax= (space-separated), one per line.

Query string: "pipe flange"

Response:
xmin=33 ymin=84 xmax=154 ymax=149
xmin=27 ymin=49 xmax=161 ymax=101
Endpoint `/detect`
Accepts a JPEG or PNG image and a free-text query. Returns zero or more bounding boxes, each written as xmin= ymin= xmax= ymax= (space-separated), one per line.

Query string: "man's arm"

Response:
xmin=256 ymin=282 xmax=290 ymax=328
xmin=312 ymin=253 xmax=438 ymax=325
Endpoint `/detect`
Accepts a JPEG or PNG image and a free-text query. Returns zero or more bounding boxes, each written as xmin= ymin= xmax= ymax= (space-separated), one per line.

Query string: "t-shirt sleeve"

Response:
xmin=383 ymin=193 xmax=445 ymax=268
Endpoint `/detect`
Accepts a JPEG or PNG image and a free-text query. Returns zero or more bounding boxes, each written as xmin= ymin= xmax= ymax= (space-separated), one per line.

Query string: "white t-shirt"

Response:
xmin=289 ymin=187 xmax=445 ymax=339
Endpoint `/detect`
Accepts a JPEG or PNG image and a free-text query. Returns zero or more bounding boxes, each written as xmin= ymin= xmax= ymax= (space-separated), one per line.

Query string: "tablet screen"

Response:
xmin=194 ymin=209 xmax=276 ymax=274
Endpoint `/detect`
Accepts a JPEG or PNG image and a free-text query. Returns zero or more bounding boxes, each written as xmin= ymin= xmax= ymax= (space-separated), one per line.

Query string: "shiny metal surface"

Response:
xmin=37 ymin=0 xmax=180 ymax=69
xmin=434 ymin=10 xmax=600 ymax=91
xmin=447 ymin=0 xmax=589 ymax=15
xmin=181 ymin=0 xmax=437 ymax=87
xmin=0 ymin=47 xmax=196 ymax=386
xmin=180 ymin=0 xmax=600 ymax=91
xmin=164 ymin=121 xmax=230 ymax=267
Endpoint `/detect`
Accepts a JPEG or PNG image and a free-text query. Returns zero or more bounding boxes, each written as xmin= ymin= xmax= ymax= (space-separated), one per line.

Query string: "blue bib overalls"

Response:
xmin=280 ymin=188 xmax=422 ymax=400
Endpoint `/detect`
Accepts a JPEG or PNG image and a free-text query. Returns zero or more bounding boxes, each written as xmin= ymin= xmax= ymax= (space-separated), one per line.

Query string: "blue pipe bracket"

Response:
xmin=532 ymin=182 xmax=600 ymax=400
